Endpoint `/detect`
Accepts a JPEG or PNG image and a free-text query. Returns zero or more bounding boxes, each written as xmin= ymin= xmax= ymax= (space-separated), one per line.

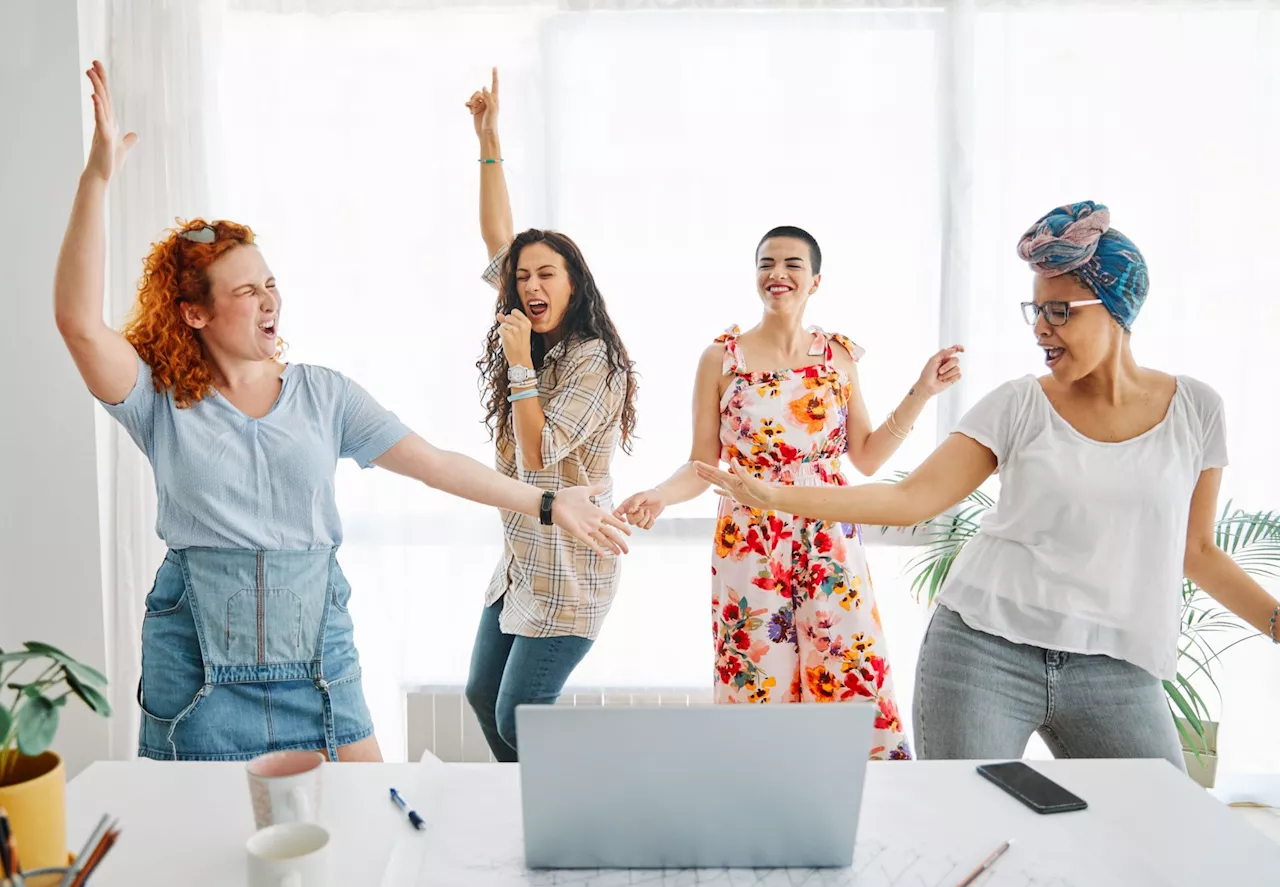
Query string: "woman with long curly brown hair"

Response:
xmin=53 ymin=61 xmax=630 ymax=763
xmin=463 ymin=70 xmax=638 ymax=761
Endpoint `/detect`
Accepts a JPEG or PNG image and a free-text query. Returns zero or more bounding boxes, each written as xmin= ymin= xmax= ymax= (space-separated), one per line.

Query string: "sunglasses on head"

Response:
xmin=1020 ymin=298 xmax=1102 ymax=327
xmin=179 ymin=225 xmax=217 ymax=243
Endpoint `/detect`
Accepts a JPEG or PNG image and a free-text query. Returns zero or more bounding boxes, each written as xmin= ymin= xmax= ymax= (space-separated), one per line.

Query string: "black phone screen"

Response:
xmin=976 ymin=762 xmax=1088 ymax=814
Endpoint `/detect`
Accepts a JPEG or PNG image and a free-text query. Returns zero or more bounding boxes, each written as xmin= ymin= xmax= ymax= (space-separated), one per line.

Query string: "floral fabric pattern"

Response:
xmin=710 ymin=325 xmax=911 ymax=761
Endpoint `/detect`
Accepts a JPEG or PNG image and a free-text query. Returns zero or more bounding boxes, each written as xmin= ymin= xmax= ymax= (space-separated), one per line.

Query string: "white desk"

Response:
xmin=66 ymin=759 xmax=1280 ymax=886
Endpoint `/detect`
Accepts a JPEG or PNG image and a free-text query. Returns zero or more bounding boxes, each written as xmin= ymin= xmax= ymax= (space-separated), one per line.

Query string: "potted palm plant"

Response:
xmin=0 ymin=642 xmax=112 ymax=869
xmin=890 ymin=478 xmax=1280 ymax=789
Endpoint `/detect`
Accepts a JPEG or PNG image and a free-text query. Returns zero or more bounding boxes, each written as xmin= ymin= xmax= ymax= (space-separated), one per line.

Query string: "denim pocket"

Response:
xmin=330 ymin=568 xmax=353 ymax=614
xmin=144 ymin=557 xmax=188 ymax=618
xmin=139 ymin=615 xmax=206 ymax=723
xmin=226 ymin=588 xmax=303 ymax=660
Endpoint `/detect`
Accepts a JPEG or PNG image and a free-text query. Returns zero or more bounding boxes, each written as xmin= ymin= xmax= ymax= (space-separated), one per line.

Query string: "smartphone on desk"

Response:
xmin=976 ymin=761 xmax=1088 ymax=814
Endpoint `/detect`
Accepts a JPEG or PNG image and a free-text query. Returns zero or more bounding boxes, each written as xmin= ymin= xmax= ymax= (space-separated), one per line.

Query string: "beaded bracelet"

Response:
xmin=1270 ymin=604 xmax=1279 ymax=644
xmin=480 ymin=158 xmax=503 ymax=163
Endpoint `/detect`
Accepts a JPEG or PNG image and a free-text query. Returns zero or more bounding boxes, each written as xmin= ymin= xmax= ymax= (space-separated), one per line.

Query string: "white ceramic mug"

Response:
xmin=246 ymin=750 xmax=324 ymax=829
xmin=246 ymin=822 xmax=331 ymax=887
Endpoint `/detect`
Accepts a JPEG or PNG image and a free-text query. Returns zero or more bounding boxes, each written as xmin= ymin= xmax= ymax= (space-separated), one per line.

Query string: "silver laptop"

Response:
xmin=516 ymin=702 xmax=877 ymax=869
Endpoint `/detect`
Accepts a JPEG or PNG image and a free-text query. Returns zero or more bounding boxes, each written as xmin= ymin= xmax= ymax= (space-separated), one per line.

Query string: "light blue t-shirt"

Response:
xmin=100 ymin=357 xmax=411 ymax=550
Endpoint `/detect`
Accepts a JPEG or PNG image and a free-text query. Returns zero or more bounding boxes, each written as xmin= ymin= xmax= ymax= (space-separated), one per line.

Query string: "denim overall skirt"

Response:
xmin=137 ymin=548 xmax=373 ymax=761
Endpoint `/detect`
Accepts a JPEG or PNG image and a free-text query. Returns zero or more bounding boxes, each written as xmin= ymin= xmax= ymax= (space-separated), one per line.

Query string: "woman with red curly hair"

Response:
xmin=53 ymin=62 xmax=630 ymax=763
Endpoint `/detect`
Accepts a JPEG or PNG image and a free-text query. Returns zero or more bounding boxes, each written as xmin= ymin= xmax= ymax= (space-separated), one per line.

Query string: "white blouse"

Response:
xmin=937 ymin=374 xmax=1228 ymax=680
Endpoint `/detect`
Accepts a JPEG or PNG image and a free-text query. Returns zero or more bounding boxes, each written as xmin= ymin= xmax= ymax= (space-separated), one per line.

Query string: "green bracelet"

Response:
xmin=480 ymin=158 xmax=503 ymax=164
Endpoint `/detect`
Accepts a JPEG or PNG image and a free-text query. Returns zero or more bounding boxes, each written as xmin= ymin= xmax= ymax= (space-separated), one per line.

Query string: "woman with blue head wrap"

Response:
xmin=694 ymin=201 xmax=1280 ymax=768
xmin=1016 ymin=200 xmax=1148 ymax=332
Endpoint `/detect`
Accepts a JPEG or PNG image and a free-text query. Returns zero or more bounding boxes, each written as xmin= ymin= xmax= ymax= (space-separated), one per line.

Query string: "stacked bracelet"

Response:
xmin=508 ymin=388 xmax=538 ymax=404
xmin=885 ymin=410 xmax=912 ymax=440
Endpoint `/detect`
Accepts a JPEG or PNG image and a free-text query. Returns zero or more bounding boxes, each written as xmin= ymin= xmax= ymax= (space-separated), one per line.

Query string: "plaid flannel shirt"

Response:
xmin=482 ymin=244 xmax=625 ymax=638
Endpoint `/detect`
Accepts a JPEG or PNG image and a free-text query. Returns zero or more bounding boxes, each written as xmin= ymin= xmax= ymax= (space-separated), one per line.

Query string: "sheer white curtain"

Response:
xmin=89 ymin=0 xmax=228 ymax=760
xmin=98 ymin=0 xmax=1279 ymax=770
xmin=207 ymin=1 xmax=946 ymax=762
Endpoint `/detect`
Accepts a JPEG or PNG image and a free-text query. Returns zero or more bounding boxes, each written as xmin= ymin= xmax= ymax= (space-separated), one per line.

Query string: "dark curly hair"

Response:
xmin=477 ymin=229 xmax=637 ymax=453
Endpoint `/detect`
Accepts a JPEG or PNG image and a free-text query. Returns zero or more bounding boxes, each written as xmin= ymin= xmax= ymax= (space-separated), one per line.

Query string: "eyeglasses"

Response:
xmin=1021 ymin=299 xmax=1102 ymax=327
xmin=179 ymin=225 xmax=217 ymax=243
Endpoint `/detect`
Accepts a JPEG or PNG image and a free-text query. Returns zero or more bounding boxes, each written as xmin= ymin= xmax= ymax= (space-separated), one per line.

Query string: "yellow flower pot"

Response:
xmin=0 ymin=750 xmax=67 ymax=872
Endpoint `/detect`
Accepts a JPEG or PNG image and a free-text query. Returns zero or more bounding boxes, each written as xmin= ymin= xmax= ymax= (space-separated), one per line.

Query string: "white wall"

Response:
xmin=0 ymin=0 xmax=109 ymax=778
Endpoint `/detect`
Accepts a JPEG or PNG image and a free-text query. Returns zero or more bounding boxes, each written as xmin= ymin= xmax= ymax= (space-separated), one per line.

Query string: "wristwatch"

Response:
xmin=539 ymin=490 xmax=556 ymax=526
xmin=508 ymin=365 xmax=536 ymax=387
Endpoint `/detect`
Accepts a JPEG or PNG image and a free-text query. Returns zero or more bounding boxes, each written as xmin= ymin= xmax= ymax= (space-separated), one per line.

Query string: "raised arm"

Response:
xmin=54 ymin=61 xmax=140 ymax=405
xmin=615 ymin=343 xmax=724 ymax=528
xmin=373 ymin=433 xmax=631 ymax=557
xmin=1183 ymin=468 xmax=1280 ymax=640
xmin=841 ymin=343 xmax=963 ymax=477
xmin=696 ymin=431 xmax=996 ymax=527
xmin=467 ymin=67 xmax=513 ymax=259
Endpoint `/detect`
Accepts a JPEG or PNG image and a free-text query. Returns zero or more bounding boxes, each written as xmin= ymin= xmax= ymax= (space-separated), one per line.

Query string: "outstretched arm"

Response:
xmin=696 ymin=431 xmax=996 ymax=527
xmin=54 ymin=60 xmax=140 ymax=405
xmin=1183 ymin=468 xmax=1280 ymax=640
xmin=614 ymin=343 xmax=724 ymax=528
xmin=373 ymin=433 xmax=631 ymax=557
xmin=843 ymin=344 xmax=963 ymax=477
xmin=467 ymin=67 xmax=513 ymax=259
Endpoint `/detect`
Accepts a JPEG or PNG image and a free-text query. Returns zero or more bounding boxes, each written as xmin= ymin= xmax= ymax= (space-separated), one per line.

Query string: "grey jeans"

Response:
xmin=913 ymin=604 xmax=1184 ymax=769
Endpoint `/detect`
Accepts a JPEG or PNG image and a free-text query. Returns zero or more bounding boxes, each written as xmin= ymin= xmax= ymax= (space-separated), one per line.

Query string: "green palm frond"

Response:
xmin=883 ymin=472 xmax=993 ymax=606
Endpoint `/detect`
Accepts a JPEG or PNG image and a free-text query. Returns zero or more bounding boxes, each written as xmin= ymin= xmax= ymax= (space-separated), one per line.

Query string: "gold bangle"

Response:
xmin=885 ymin=410 xmax=911 ymax=440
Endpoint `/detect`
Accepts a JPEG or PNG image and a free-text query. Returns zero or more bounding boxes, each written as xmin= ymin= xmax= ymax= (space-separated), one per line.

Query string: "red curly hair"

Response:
xmin=122 ymin=218 xmax=278 ymax=408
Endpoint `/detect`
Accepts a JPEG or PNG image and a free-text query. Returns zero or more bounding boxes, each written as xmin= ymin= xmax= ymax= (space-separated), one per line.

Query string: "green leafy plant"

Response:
xmin=0 ymin=642 xmax=112 ymax=784
xmin=1167 ymin=507 xmax=1280 ymax=758
xmin=888 ymin=474 xmax=1280 ymax=758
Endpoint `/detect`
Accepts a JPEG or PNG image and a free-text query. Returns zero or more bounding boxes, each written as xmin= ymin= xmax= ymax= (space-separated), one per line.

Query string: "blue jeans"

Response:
xmin=914 ymin=605 xmax=1184 ymax=769
xmin=464 ymin=597 xmax=594 ymax=762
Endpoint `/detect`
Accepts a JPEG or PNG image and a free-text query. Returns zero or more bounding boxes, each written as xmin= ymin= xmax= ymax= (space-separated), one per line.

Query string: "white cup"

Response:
xmin=247 ymin=750 xmax=324 ymax=829
xmin=246 ymin=822 xmax=331 ymax=887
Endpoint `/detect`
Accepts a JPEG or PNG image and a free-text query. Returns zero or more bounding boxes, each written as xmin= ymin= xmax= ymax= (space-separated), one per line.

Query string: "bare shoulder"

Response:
xmin=698 ymin=341 xmax=725 ymax=368
xmin=1140 ymin=367 xmax=1178 ymax=393
xmin=693 ymin=342 xmax=734 ymax=402
xmin=828 ymin=344 xmax=859 ymax=378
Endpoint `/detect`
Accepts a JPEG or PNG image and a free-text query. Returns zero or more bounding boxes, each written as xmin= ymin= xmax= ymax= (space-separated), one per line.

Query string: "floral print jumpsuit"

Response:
xmin=711 ymin=325 xmax=911 ymax=760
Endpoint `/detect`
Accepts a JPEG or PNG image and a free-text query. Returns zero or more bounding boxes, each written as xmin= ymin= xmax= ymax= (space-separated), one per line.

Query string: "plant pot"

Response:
xmin=0 ymin=750 xmax=67 ymax=870
xmin=1176 ymin=718 xmax=1219 ymax=789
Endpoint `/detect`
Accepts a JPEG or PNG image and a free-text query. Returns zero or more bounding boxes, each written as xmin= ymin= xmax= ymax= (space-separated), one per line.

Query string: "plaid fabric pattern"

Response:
xmin=481 ymin=247 xmax=625 ymax=639
xmin=480 ymin=244 xmax=508 ymax=289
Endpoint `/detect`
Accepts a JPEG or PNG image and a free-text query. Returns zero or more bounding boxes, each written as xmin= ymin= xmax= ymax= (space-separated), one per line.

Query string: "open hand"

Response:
xmin=693 ymin=462 xmax=775 ymax=512
xmin=553 ymin=486 xmax=632 ymax=557
xmin=85 ymin=60 xmax=137 ymax=183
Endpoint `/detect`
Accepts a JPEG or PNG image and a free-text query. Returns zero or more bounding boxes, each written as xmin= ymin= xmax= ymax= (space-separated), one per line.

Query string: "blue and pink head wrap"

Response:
xmin=1016 ymin=201 xmax=1149 ymax=331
